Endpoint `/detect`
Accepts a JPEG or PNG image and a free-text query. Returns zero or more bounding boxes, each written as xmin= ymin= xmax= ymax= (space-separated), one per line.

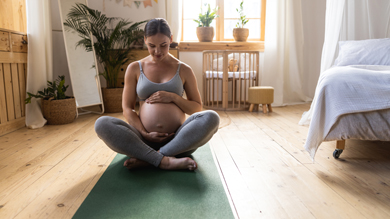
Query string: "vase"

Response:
xmin=196 ymin=27 xmax=214 ymax=42
xmin=233 ymin=28 xmax=249 ymax=42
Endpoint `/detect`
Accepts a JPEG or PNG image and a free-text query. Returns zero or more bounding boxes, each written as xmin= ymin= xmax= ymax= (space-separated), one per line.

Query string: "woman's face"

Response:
xmin=144 ymin=33 xmax=172 ymax=62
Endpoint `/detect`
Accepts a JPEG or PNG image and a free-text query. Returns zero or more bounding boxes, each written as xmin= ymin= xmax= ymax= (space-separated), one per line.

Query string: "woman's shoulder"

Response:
xmin=125 ymin=61 xmax=142 ymax=79
xmin=126 ymin=61 xmax=140 ymax=72
xmin=178 ymin=61 xmax=193 ymax=75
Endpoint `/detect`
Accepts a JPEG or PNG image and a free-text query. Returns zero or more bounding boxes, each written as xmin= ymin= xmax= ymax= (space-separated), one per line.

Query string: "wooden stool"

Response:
xmin=248 ymin=86 xmax=274 ymax=113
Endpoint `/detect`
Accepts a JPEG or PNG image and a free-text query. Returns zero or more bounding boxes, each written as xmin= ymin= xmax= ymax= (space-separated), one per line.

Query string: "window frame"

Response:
xmin=181 ymin=0 xmax=266 ymax=42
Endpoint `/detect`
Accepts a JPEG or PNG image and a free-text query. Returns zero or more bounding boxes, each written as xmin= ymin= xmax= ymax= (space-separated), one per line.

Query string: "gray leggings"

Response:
xmin=95 ymin=110 xmax=220 ymax=167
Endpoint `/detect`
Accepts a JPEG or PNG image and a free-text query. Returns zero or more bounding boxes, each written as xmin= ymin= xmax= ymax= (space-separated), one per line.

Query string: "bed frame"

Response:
xmin=333 ymin=140 xmax=345 ymax=158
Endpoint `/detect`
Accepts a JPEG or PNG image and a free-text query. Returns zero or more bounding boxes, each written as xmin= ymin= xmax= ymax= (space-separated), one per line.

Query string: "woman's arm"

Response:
xmin=122 ymin=62 xmax=148 ymax=134
xmin=145 ymin=63 xmax=202 ymax=115
xmin=123 ymin=62 xmax=174 ymax=142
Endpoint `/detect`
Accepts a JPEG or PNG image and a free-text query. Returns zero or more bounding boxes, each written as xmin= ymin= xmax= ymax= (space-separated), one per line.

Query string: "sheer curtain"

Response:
xmin=262 ymin=0 xmax=311 ymax=106
xmin=25 ymin=0 xmax=53 ymax=128
xmin=299 ymin=0 xmax=390 ymax=125
xmin=165 ymin=0 xmax=182 ymax=42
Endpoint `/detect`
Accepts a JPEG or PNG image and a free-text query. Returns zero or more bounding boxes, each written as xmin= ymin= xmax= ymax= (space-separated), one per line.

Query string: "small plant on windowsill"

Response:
xmin=25 ymin=75 xmax=77 ymax=125
xmin=194 ymin=4 xmax=219 ymax=42
xmin=233 ymin=1 xmax=249 ymax=42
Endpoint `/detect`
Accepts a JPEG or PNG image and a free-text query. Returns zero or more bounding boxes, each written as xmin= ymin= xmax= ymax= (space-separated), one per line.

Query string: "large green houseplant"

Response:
xmin=25 ymin=75 xmax=76 ymax=125
xmin=194 ymin=4 xmax=219 ymax=42
xmin=63 ymin=3 xmax=147 ymax=112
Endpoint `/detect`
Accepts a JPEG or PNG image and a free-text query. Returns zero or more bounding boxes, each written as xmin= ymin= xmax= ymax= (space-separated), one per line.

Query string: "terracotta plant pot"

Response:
xmin=196 ymin=27 xmax=214 ymax=42
xmin=41 ymin=97 xmax=77 ymax=125
xmin=233 ymin=28 xmax=249 ymax=42
xmin=102 ymin=87 xmax=123 ymax=113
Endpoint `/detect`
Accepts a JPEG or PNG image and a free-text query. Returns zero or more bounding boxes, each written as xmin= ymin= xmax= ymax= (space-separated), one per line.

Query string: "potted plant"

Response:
xmin=233 ymin=1 xmax=249 ymax=42
xmin=194 ymin=4 xmax=219 ymax=42
xmin=63 ymin=3 xmax=147 ymax=113
xmin=25 ymin=75 xmax=76 ymax=125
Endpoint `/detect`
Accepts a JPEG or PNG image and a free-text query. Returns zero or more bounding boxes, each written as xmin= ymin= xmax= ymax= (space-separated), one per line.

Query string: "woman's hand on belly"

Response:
xmin=145 ymin=91 xmax=175 ymax=104
xmin=142 ymin=131 xmax=175 ymax=143
xmin=139 ymin=102 xmax=185 ymax=134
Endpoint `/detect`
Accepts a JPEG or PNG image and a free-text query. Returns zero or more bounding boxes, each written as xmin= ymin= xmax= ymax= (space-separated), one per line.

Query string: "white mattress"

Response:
xmin=205 ymin=71 xmax=257 ymax=79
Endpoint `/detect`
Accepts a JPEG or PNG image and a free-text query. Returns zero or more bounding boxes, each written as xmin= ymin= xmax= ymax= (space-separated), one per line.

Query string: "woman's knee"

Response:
xmin=95 ymin=116 xmax=114 ymax=137
xmin=203 ymin=110 xmax=220 ymax=127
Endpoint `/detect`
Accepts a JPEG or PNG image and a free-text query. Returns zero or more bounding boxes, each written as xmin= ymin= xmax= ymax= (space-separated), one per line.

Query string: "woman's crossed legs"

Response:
xmin=95 ymin=110 xmax=220 ymax=170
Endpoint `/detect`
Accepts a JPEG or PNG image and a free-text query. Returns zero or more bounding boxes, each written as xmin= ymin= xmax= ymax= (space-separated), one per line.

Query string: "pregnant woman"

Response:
xmin=95 ymin=18 xmax=220 ymax=171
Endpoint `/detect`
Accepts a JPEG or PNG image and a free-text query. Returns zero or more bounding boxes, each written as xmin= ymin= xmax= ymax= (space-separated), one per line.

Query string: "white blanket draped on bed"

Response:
xmin=303 ymin=65 xmax=390 ymax=159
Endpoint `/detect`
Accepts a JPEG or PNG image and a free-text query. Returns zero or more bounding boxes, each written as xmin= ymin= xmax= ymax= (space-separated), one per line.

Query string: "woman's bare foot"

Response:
xmin=159 ymin=156 xmax=197 ymax=171
xmin=124 ymin=158 xmax=152 ymax=170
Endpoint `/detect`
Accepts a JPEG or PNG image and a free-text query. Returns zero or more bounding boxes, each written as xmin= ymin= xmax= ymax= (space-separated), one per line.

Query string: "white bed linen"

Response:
xmin=325 ymin=108 xmax=390 ymax=142
xmin=304 ymin=65 xmax=390 ymax=159
xmin=205 ymin=71 xmax=257 ymax=79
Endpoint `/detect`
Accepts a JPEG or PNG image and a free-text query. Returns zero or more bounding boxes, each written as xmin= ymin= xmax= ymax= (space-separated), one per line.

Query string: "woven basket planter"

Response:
xmin=102 ymin=87 xmax=123 ymax=113
xmin=196 ymin=27 xmax=214 ymax=42
xmin=41 ymin=97 xmax=77 ymax=125
xmin=233 ymin=28 xmax=249 ymax=42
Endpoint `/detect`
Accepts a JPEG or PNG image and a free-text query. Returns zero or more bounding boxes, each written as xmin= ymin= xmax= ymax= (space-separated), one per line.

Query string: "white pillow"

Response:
xmin=334 ymin=38 xmax=390 ymax=66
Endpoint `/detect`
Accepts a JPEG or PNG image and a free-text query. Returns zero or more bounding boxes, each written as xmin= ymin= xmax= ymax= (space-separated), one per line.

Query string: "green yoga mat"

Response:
xmin=73 ymin=144 xmax=234 ymax=219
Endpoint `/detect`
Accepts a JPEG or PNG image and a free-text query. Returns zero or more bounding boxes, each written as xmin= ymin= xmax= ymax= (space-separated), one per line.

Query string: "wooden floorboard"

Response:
xmin=1 ymin=104 xmax=390 ymax=218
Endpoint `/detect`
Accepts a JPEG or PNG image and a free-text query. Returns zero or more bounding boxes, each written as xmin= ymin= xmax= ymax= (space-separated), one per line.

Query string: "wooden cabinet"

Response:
xmin=117 ymin=48 xmax=179 ymax=87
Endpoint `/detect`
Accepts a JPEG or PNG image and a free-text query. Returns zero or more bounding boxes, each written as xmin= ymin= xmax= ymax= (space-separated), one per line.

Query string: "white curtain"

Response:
xmin=320 ymin=0 xmax=346 ymax=73
xmin=262 ymin=0 xmax=311 ymax=106
xmin=165 ymin=0 xmax=182 ymax=42
xmin=299 ymin=0 xmax=390 ymax=125
xmin=25 ymin=0 xmax=53 ymax=129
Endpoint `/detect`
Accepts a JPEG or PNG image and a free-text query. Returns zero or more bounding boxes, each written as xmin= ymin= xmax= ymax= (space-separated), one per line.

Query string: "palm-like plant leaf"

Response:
xmin=63 ymin=3 xmax=147 ymax=88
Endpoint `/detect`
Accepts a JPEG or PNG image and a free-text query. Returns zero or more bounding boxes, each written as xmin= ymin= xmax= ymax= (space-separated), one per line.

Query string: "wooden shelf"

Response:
xmin=178 ymin=41 xmax=264 ymax=52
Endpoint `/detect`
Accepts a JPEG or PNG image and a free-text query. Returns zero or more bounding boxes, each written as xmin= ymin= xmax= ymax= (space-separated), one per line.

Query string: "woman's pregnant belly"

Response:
xmin=139 ymin=102 xmax=185 ymax=134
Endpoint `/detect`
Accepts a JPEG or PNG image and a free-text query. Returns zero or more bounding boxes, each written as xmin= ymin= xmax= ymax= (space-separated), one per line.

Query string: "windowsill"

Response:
xmin=178 ymin=41 xmax=264 ymax=52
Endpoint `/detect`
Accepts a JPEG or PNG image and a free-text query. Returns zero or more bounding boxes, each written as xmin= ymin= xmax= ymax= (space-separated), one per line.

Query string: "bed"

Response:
xmin=300 ymin=38 xmax=390 ymax=159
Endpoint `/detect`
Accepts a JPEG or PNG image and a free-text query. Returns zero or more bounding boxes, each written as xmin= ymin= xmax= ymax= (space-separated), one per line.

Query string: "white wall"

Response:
xmin=90 ymin=0 xmax=165 ymax=22
xmin=178 ymin=52 xmax=203 ymax=97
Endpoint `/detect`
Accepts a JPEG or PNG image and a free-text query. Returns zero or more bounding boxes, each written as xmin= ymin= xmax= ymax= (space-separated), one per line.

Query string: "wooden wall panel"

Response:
xmin=0 ymin=64 xmax=8 ymax=124
xmin=11 ymin=33 xmax=27 ymax=52
xmin=0 ymin=51 xmax=27 ymax=63
xmin=0 ymin=29 xmax=27 ymax=136
xmin=3 ymin=63 xmax=15 ymax=121
xmin=18 ymin=63 xmax=26 ymax=117
xmin=0 ymin=0 xmax=27 ymax=33
xmin=0 ymin=31 xmax=10 ymax=51
xmin=11 ymin=63 xmax=21 ymax=119
xmin=12 ymin=0 xmax=27 ymax=33
xmin=0 ymin=0 xmax=14 ymax=31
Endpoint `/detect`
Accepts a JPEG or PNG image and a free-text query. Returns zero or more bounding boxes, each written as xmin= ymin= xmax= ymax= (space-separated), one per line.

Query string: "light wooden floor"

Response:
xmin=1 ymin=103 xmax=390 ymax=218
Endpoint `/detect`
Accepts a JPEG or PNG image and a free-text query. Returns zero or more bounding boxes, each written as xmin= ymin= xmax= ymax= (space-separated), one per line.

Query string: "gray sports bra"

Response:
xmin=136 ymin=61 xmax=184 ymax=101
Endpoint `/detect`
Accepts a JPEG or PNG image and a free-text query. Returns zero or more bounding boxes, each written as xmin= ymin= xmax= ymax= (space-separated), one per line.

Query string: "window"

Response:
xmin=181 ymin=0 xmax=266 ymax=42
